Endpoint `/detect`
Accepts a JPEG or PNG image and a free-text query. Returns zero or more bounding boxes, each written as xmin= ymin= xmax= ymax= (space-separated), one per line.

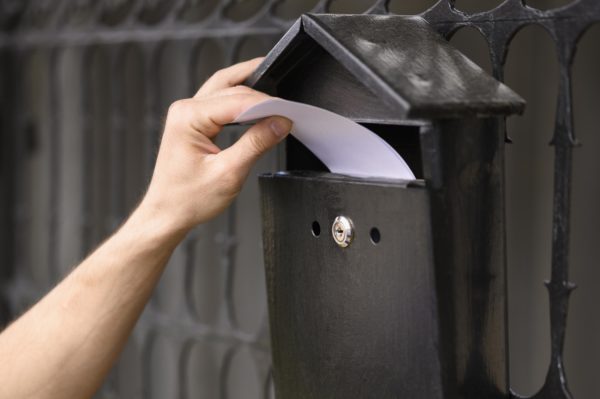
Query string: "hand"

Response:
xmin=140 ymin=58 xmax=292 ymax=234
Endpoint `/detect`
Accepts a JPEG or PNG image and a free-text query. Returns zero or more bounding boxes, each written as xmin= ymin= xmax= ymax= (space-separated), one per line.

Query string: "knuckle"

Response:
xmin=167 ymin=99 xmax=186 ymax=118
xmin=194 ymin=106 xmax=217 ymax=133
xmin=211 ymin=68 xmax=227 ymax=81
xmin=167 ymin=99 xmax=194 ymax=127
xmin=234 ymin=84 xmax=252 ymax=92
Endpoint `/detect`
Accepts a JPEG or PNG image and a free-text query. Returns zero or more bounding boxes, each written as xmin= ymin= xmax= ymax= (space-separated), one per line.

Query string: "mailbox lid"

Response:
xmin=248 ymin=14 xmax=525 ymax=120
xmin=260 ymin=172 xmax=444 ymax=399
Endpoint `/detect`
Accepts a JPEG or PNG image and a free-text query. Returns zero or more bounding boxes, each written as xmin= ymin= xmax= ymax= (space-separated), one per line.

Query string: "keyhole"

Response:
xmin=331 ymin=216 xmax=354 ymax=248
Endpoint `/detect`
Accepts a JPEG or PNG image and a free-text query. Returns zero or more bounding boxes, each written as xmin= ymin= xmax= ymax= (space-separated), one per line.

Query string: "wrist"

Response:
xmin=124 ymin=199 xmax=190 ymax=249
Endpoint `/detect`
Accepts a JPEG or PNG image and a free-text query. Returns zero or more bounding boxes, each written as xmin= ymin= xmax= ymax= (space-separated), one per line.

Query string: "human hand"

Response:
xmin=139 ymin=58 xmax=292 ymax=235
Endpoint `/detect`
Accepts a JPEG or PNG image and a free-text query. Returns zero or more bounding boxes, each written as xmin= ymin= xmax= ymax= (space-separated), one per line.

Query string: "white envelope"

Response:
xmin=234 ymin=98 xmax=415 ymax=180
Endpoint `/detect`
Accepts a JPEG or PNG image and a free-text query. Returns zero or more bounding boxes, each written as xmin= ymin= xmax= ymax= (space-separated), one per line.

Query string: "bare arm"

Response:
xmin=0 ymin=58 xmax=292 ymax=399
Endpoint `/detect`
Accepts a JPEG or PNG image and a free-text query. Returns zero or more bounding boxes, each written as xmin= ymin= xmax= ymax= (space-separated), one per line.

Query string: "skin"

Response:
xmin=0 ymin=58 xmax=292 ymax=399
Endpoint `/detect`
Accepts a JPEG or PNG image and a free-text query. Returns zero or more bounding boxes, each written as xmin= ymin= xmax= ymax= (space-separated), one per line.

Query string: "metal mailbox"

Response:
xmin=248 ymin=14 xmax=525 ymax=399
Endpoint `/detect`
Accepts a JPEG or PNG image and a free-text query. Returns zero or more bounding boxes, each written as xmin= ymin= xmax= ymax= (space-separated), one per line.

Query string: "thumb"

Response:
xmin=221 ymin=116 xmax=292 ymax=171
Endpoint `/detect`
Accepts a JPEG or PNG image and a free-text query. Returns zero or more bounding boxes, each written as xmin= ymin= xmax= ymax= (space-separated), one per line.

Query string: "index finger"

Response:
xmin=195 ymin=58 xmax=264 ymax=98
xmin=169 ymin=91 xmax=271 ymax=139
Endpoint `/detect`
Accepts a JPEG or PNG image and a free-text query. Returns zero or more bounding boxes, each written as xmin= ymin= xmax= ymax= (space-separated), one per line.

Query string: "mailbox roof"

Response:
xmin=247 ymin=14 xmax=525 ymax=119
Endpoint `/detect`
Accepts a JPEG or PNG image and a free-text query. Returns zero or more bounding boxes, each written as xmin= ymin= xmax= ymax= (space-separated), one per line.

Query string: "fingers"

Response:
xmin=167 ymin=91 xmax=271 ymax=139
xmin=196 ymin=58 xmax=264 ymax=97
xmin=199 ymin=84 xmax=255 ymax=99
xmin=219 ymin=116 xmax=292 ymax=172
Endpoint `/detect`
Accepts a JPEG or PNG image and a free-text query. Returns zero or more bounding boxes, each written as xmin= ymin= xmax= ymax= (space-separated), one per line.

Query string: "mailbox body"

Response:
xmin=260 ymin=173 xmax=442 ymax=398
xmin=260 ymin=119 xmax=508 ymax=399
xmin=251 ymin=13 xmax=524 ymax=399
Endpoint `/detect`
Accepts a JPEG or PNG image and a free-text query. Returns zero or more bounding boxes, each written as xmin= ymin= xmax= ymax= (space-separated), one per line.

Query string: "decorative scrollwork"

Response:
xmin=420 ymin=1 xmax=600 ymax=398
xmin=20 ymin=0 xmax=59 ymax=29
xmin=99 ymin=0 xmax=136 ymax=26
xmin=137 ymin=0 xmax=178 ymax=25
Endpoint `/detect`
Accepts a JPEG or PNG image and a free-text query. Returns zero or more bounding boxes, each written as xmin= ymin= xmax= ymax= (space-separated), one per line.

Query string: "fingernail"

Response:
xmin=270 ymin=117 xmax=292 ymax=138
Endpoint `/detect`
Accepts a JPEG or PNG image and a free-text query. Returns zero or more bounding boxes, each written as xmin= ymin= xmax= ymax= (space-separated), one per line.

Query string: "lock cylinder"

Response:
xmin=331 ymin=216 xmax=354 ymax=248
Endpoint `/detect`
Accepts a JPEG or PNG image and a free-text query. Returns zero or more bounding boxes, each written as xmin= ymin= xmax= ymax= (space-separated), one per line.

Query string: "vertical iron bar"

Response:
xmin=80 ymin=47 xmax=95 ymax=256
xmin=223 ymin=37 xmax=239 ymax=330
xmin=109 ymin=45 xmax=127 ymax=229
xmin=142 ymin=43 xmax=163 ymax=182
xmin=539 ymin=55 xmax=577 ymax=399
xmin=512 ymin=36 xmax=578 ymax=399
xmin=0 ymin=47 xmax=18 ymax=325
xmin=48 ymin=48 xmax=62 ymax=283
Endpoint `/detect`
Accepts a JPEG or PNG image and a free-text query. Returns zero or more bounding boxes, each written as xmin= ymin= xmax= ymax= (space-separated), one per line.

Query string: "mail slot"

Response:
xmin=248 ymin=14 xmax=525 ymax=399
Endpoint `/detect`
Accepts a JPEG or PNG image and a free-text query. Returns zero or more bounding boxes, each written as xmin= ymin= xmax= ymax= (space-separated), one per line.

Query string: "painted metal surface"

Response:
xmin=420 ymin=3 xmax=600 ymax=398
xmin=260 ymin=118 xmax=507 ymax=398
xmin=260 ymin=172 xmax=444 ymax=399
xmin=250 ymin=14 xmax=525 ymax=119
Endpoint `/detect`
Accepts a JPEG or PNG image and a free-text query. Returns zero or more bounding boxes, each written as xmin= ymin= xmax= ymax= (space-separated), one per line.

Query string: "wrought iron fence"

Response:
xmin=1 ymin=0 xmax=599 ymax=398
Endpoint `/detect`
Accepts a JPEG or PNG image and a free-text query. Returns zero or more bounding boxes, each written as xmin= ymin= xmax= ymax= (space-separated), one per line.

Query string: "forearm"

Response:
xmin=0 ymin=58 xmax=291 ymax=399
xmin=0 ymin=203 xmax=187 ymax=399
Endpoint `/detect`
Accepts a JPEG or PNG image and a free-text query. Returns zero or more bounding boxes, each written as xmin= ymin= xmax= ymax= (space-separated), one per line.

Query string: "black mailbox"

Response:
xmin=248 ymin=14 xmax=525 ymax=399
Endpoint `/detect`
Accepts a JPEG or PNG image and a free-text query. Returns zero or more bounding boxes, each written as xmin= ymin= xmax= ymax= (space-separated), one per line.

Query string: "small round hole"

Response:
xmin=311 ymin=221 xmax=321 ymax=237
xmin=370 ymin=228 xmax=381 ymax=244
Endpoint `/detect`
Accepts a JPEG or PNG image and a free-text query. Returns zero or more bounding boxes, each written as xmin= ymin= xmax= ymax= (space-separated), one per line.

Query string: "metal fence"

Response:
xmin=1 ymin=0 xmax=599 ymax=398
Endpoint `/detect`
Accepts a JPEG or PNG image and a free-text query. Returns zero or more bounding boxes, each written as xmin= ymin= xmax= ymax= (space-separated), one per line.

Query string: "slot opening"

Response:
xmin=285 ymin=124 xmax=424 ymax=179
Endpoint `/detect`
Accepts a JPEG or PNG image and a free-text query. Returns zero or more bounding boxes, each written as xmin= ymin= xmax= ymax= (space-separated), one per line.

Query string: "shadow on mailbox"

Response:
xmin=247 ymin=14 xmax=525 ymax=399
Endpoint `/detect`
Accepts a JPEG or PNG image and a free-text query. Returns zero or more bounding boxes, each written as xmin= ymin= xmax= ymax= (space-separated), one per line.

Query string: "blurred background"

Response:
xmin=0 ymin=0 xmax=598 ymax=398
